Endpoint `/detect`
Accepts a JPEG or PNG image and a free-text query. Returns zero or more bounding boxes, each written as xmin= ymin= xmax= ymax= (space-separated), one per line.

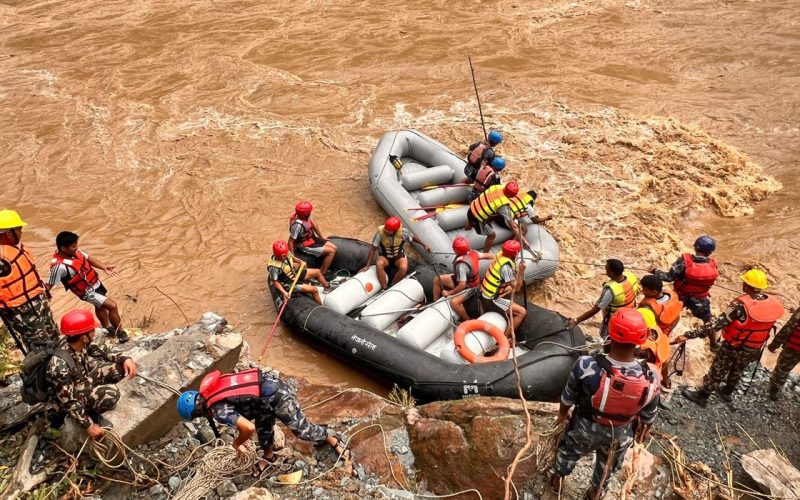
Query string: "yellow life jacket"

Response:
xmin=469 ymin=184 xmax=511 ymax=223
xmin=508 ymin=193 xmax=534 ymax=219
xmin=480 ymin=253 xmax=516 ymax=299
xmin=268 ymin=252 xmax=299 ymax=282
xmin=604 ymin=271 xmax=641 ymax=314
xmin=378 ymin=226 xmax=405 ymax=259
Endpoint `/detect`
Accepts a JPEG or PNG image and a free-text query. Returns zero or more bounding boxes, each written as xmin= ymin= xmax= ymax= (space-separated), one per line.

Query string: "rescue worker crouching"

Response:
xmin=46 ymin=310 xmax=137 ymax=441
xmin=176 ymin=368 xmax=351 ymax=476
xmin=568 ymin=259 xmax=641 ymax=339
xmin=432 ymin=236 xmax=492 ymax=322
xmin=652 ymin=235 xmax=720 ymax=349
xmin=547 ymin=309 xmax=660 ymax=500
xmin=499 ymin=189 xmax=552 ymax=254
xmin=0 ymin=209 xmax=59 ymax=354
xmin=361 ymin=216 xmax=430 ymax=291
xmin=465 ymin=182 xmax=519 ymax=253
xmin=46 ymin=231 xmax=128 ymax=343
xmin=268 ymin=240 xmax=328 ymax=305
xmin=477 ymin=239 xmax=526 ymax=338
xmin=288 ymin=201 xmax=337 ymax=276
xmin=464 ymin=129 xmax=503 ymax=182
xmin=676 ymin=269 xmax=784 ymax=406
xmin=767 ymin=306 xmax=800 ymax=401
xmin=468 ymin=156 xmax=505 ymax=202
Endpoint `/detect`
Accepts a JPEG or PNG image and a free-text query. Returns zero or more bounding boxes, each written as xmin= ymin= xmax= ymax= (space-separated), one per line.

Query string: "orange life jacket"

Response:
xmin=722 ymin=294 xmax=785 ymax=349
xmin=640 ymin=327 xmax=670 ymax=370
xmin=467 ymin=142 xmax=488 ymax=167
xmin=453 ymin=250 xmax=481 ymax=288
xmin=785 ymin=321 xmax=800 ymax=352
xmin=674 ymin=254 xmax=719 ymax=299
xmin=0 ymin=243 xmax=45 ymax=309
xmin=472 ymin=164 xmax=499 ymax=194
xmin=199 ymin=368 xmax=262 ymax=408
xmin=50 ymin=250 xmax=99 ymax=297
xmin=581 ymin=354 xmax=659 ymax=426
xmin=639 ymin=292 xmax=683 ymax=335
xmin=289 ymin=214 xmax=317 ymax=248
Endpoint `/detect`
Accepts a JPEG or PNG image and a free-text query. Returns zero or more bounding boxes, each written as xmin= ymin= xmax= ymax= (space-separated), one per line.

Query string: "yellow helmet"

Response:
xmin=0 ymin=210 xmax=27 ymax=230
xmin=637 ymin=307 xmax=658 ymax=330
xmin=741 ymin=269 xmax=768 ymax=290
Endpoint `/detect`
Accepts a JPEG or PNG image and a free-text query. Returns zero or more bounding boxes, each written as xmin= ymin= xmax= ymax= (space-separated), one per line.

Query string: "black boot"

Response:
xmin=718 ymin=387 xmax=734 ymax=403
xmin=768 ymin=386 xmax=781 ymax=402
xmin=681 ymin=387 xmax=711 ymax=407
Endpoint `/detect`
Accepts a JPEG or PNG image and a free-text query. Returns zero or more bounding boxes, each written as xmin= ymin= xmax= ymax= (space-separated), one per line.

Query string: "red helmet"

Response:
xmin=295 ymin=201 xmax=313 ymax=217
xmin=501 ymin=239 xmax=521 ymax=258
xmin=61 ymin=310 xmax=98 ymax=337
xmin=272 ymin=240 xmax=289 ymax=258
xmin=607 ymin=309 xmax=648 ymax=346
xmin=452 ymin=236 xmax=470 ymax=256
xmin=385 ymin=216 xmax=402 ymax=233
xmin=503 ymin=182 xmax=519 ymax=198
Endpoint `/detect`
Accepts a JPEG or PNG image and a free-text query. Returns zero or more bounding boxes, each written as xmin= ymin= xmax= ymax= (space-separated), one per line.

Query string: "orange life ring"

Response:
xmin=454 ymin=319 xmax=510 ymax=364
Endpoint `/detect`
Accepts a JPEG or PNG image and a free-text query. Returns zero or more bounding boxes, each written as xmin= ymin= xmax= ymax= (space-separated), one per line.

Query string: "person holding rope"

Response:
xmin=176 ymin=368 xmax=351 ymax=477
xmin=361 ymin=216 xmax=429 ymax=290
xmin=465 ymin=182 xmax=520 ymax=253
xmin=432 ymin=236 xmax=492 ymax=321
xmin=268 ymin=240 xmax=328 ymax=305
xmin=652 ymin=235 xmax=720 ymax=349
xmin=547 ymin=309 xmax=660 ymax=500
xmin=464 ymin=129 xmax=503 ymax=182
xmin=0 ymin=210 xmax=60 ymax=354
xmin=568 ymin=259 xmax=641 ymax=339
xmin=767 ymin=306 xmax=800 ymax=401
xmin=288 ymin=201 xmax=337 ymax=276
xmin=677 ymin=269 xmax=784 ymax=406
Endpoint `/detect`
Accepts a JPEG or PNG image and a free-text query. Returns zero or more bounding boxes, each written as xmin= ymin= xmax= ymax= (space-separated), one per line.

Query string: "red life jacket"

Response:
xmin=722 ymin=294 xmax=785 ymax=349
xmin=289 ymin=214 xmax=317 ymax=248
xmin=453 ymin=250 xmax=481 ymax=288
xmin=199 ymin=368 xmax=262 ymax=408
xmin=785 ymin=321 xmax=800 ymax=352
xmin=50 ymin=250 xmax=99 ymax=297
xmin=467 ymin=142 xmax=488 ymax=167
xmin=472 ymin=164 xmax=498 ymax=194
xmin=674 ymin=254 xmax=719 ymax=299
xmin=587 ymin=354 xmax=658 ymax=426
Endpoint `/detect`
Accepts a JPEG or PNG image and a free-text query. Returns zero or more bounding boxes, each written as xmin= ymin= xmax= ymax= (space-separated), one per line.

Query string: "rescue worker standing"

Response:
xmin=361 ymin=216 xmax=430 ymax=290
xmin=176 ymin=368 xmax=351 ymax=476
xmin=464 ymin=130 xmax=503 ymax=182
xmin=652 ymin=236 xmax=720 ymax=349
xmin=268 ymin=240 xmax=329 ymax=305
xmin=478 ymin=240 xmax=526 ymax=338
xmin=568 ymin=259 xmax=641 ymax=338
xmin=548 ymin=309 xmax=660 ymax=500
xmin=468 ymin=156 xmax=505 ymax=202
xmin=767 ymin=307 xmax=800 ymax=401
xmin=465 ymin=182 xmax=519 ymax=253
xmin=676 ymin=269 xmax=785 ymax=405
xmin=432 ymin=237 xmax=491 ymax=322
xmin=46 ymin=231 xmax=128 ymax=343
xmin=288 ymin=201 xmax=337 ymax=276
xmin=637 ymin=275 xmax=683 ymax=336
xmin=0 ymin=210 xmax=59 ymax=354
xmin=46 ymin=310 xmax=137 ymax=440
xmin=504 ymin=189 xmax=553 ymax=234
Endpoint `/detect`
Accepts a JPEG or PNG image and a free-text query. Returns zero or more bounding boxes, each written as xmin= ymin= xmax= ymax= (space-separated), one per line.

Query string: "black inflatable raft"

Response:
xmin=268 ymin=237 xmax=585 ymax=402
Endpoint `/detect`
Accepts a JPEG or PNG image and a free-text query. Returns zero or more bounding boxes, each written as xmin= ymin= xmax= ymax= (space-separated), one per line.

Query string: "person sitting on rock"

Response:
xmin=547 ymin=309 xmax=660 ymax=500
xmin=268 ymin=240 xmax=328 ymax=305
xmin=46 ymin=310 xmax=138 ymax=441
xmin=176 ymin=368 xmax=351 ymax=476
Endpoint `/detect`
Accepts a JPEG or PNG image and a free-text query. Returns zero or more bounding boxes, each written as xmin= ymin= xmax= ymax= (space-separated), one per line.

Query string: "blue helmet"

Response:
xmin=491 ymin=157 xmax=506 ymax=170
xmin=177 ymin=390 xmax=199 ymax=421
xmin=693 ymin=235 xmax=716 ymax=255
xmin=487 ymin=130 xmax=503 ymax=145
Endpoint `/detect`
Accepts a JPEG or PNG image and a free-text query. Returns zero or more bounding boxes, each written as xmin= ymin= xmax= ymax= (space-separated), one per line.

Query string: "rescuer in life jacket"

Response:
xmin=467 ymin=156 xmax=505 ymax=202
xmin=498 ymin=189 xmax=553 ymax=254
xmin=46 ymin=231 xmax=129 ymax=343
xmin=288 ymin=201 xmax=338 ymax=276
xmin=767 ymin=306 xmax=800 ymax=401
xmin=464 ymin=129 xmax=503 ymax=182
xmin=636 ymin=307 xmax=672 ymax=389
xmin=361 ymin=216 xmax=430 ymax=291
xmin=652 ymin=235 xmax=720 ymax=349
xmin=477 ymin=239 xmax=527 ymax=338
xmin=432 ymin=236 xmax=492 ymax=322
xmin=0 ymin=209 xmax=60 ymax=354
xmin=567 ymin=259 xmax=641 ymax=339
xmin=676 ymin=269 xmax=785 ymax=406
xmin=548 ymin=309 xmax=660 ymax=499
xmin=268 ymin=240 xmax=329 ymax=305
xmin=465 ymin=182 xmax=519 ymax=253
xmin=637 ymin=275 xmax=683 ymax=336
xmin=176 ymin=368 xmax=351 ymax=477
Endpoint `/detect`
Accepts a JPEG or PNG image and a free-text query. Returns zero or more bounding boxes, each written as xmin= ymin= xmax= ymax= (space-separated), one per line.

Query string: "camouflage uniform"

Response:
xmin=45 ymin=341 xmax=128 ymax=429
xmin=0 ymin=295 xmax=59 ymax=354
xmin=768 ymin=310 xmax=800 ymax=394
xmin=208 ymin=370 xmax=328 ymax=450
xmin=654 ymin=255 xmax=713 ymax=322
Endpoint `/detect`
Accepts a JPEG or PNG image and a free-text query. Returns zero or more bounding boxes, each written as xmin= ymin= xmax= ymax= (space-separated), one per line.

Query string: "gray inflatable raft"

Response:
xmin=368 ymin=129 xmax=559 ymax=282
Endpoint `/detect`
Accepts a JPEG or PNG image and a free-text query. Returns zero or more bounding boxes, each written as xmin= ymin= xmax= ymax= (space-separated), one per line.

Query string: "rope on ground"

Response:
xmin=531 ymin=419 xmax=569 ymax=473
xmin=137 ymin=373 xmax=183 ymax=395
xmin=174 ymin=441 xmax=258 ymax=500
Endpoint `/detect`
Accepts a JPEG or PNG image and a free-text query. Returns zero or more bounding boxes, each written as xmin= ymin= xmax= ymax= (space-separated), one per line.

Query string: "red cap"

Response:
xmin=385 ymin=216 xmax=402 ymax=233
xmin=501 ymin=239 xmax=521 ymax=258
xmin=503 ymin=182 xmax=519 ymax=198
xmin=60 ymin=310 xmax=98 ymax=336
xmin=607 ymin=309 xmax=648 ymax=346
xmin=452 ymin=236 xmax=470 ymax=256
xmin=295 ymin=201 xmax=313 ymax=217
xmin=272 ymin=240 xmax=289 ymax=258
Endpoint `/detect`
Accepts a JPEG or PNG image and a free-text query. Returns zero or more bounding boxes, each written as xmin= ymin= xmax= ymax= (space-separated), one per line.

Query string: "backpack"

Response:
xmin=20 ymin=345 xmax=78 ymax=405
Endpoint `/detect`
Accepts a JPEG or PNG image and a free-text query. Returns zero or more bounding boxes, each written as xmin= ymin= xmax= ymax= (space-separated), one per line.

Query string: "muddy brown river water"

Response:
xmin=1 ymin=0 xmax=798 ymax=391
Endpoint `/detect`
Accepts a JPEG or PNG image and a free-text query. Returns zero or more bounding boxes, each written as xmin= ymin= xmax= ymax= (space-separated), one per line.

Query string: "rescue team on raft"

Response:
xmin=2 ymin=130 xmax=799 ymax=495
